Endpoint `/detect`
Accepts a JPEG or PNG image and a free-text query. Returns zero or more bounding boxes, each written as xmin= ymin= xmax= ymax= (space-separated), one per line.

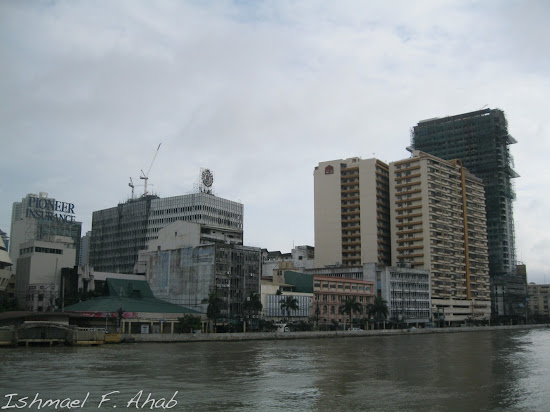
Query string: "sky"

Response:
xmin=1 ymin=0 xmax=549 ymax=284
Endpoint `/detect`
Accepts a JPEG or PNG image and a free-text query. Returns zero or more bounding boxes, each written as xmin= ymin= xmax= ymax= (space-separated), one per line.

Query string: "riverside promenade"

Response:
xmin=122 ymin=323 xmax=549 ymax=343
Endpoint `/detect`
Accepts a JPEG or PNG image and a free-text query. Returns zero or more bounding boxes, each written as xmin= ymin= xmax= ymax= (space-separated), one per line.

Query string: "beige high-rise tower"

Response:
xmin=389 ymin=150 xmax=491 ymax=322
xmin=314 ymin=157 xmax=390 ymax=268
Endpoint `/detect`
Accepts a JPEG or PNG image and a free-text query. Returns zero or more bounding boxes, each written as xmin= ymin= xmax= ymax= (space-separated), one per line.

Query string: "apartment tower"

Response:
xmin=314 ymin=157 xmax=390 ymax=268
xmin=389 ymin=150 xmax=491 ymax=322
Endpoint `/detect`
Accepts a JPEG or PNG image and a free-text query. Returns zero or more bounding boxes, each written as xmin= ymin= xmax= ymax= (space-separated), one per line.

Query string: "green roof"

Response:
xmin=284 ymin=271 xmax=313 ymax=293
xmin=64 ymin=296 xmax=200 ymax=314
xmin=64 ymin=278 xmax=200 ymax=314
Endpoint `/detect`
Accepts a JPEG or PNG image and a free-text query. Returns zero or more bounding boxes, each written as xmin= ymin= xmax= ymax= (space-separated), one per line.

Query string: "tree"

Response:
xmin=339 ymin=296 xmax=363 ymax=329
xmin=243 ymin=292 xmax=263 ymax=316
xmin=279 ymin=296 xmax=299 ymax=321
xmin=242 ymin=292 xmax=263 ymax=332
xmin=0 ymin=297 xmax=17 ymax=313
xmin=175 ymin=314 xmax=202 ymax=333
xmin=202 ymin=291 xmax=223 ymax=332
xmin=367 ymin=295 xmax=389 ymax=329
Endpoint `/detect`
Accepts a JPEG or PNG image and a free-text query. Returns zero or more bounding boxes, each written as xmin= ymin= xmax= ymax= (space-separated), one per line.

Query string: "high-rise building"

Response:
xmin=411 ymin=109 xmax=517 ymax=275
xmin=389 ymin=150 xmax=491 ymax=323
xmin=90 ymin=192 xmax=244 ymax=273
xmin=9 ymin=192 xmax=82 ymax=274
xmin=313 ymin=157 xmax=391 ymax=268
xmin=79 ymin=231 xmax=91 ymax=266
xmin=411 ymin=108 xmax=525 ymax=318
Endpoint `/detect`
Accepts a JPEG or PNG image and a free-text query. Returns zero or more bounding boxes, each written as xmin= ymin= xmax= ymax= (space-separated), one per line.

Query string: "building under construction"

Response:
xmin=411 ymin=108 xmax=527 ymax=319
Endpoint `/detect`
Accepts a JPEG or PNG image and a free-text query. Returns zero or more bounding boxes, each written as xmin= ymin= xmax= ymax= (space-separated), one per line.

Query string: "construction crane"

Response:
xmin=140 ymin=143 xmax=162 ymax=197
xmin=128 ymin=177 xmax=135 ymax=199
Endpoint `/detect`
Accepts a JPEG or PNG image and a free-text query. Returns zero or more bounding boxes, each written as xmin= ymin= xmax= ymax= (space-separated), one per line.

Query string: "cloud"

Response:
xmin=1 ymin=0 xmax=549 ymax=283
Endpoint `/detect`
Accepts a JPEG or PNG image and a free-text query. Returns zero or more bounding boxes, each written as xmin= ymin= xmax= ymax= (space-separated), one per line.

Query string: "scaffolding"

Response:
xmin=411 ymin=108 xmax=518 ymax=278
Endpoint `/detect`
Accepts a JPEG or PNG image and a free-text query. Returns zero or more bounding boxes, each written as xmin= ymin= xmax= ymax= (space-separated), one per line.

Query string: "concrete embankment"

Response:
xmin=122 ymin=324 xmax=549 ymax=344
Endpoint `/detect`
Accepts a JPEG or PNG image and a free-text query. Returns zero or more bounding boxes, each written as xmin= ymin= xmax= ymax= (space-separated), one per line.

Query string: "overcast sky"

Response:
xmin=1 ymin=1 xmax=549 ymax=283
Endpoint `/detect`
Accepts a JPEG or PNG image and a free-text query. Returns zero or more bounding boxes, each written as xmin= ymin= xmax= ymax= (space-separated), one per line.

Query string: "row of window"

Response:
xmin=313 ymin=283 xmax=371 ymax=292
xmin=19 ymin=246 xmax=64 ymax=255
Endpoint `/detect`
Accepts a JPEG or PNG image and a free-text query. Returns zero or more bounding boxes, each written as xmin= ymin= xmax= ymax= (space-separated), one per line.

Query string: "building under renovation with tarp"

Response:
xmin=140 ymin=222 xmax=261 ymax=326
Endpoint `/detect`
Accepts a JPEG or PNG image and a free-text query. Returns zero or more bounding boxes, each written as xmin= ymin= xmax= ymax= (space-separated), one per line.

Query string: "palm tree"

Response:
xmin=202 ymin=291 xmax=224 ymax=332
xmin=243 ymin=292 xmax=263 ymax=331
xmin=243 ymin=292 xmax=263 ymax=315
xmin=367 ymin=295 xmax=389 ymax=329
xmin=279 ymin=296 xmax=299 ymax=321
xmin=339 ymin=296 xmax=363 ymax=329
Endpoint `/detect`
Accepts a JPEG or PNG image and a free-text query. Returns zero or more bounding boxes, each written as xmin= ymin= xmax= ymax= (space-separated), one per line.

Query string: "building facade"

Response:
xmin=314 ymin=157 xmax=390 ymax=267
xmin=389 ymin=150 xmax=491 ymax=323
xmin=527 ymin=283 xmax=550 ymax=319
xmin=363 ymin=263 xmax=432 ymax=326
xmin=141 ymin=222 xmax=261 ymax=319
xmin=261 ymin=270 xmax=314 ymax=321
xmin=262 ymin=245 xmax=315 ymax=277
xmin=15 ymin=236 xmax=77 ymax=311
xmin=312 ymin=275 xmax=375 ymax=326
xmin=9 ymin=192 xmax=82 ymax=274
xmin=79 ymin=231 xmax=91 ymax=267
xmin=306 ymin=263 xmax=432 ymax=326
xmin=0 ymin=236 xmax=13 ymax=293
xmin=90 ymin=192 xmax=244 ymax=273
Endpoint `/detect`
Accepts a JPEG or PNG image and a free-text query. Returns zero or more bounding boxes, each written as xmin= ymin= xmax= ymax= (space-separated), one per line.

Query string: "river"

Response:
xmin=1 ymin=328 xmax=549 ymax=411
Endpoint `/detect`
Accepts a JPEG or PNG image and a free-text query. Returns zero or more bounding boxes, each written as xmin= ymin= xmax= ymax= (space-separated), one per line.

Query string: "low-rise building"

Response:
xmin=64 ymin=278 xmax=202 ymax=334
xmin=262 ymin=246 xmax=314 ymax=277
xmin=313 ymin=275 xmax=375 ymax=326
xmin=307 ymin=263 xmax=432 ymax=326
xmin=364 ymin=263 xmax=432 ymax=326
xmin=261 ymin=271 xmax=313 ymax=322
xmin=527 ymin=283 xmax=550 ymax=319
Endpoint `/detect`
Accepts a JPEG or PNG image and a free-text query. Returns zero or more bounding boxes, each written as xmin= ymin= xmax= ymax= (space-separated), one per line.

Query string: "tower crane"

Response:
xmin=140 ymin=143 xmax=162 ymax=197
xmin=129 ymin=177 xmax=135 ymax=199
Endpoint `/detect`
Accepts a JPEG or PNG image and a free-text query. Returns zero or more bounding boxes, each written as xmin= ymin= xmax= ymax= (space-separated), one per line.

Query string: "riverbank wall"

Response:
xmin=121 ymin=324 xmax=549 ymax=343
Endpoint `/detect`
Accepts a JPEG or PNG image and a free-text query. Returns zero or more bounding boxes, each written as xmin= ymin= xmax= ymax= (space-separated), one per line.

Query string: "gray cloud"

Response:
xmin=1 ymin=0 xmax=549 ymax=283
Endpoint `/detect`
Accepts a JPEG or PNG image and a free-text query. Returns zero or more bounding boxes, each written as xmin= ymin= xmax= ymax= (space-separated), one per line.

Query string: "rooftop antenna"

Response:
xmin=140 ymin=143 xmax=162 ymax=196
xmin=129 ymin=177 xmax=135 ymax=199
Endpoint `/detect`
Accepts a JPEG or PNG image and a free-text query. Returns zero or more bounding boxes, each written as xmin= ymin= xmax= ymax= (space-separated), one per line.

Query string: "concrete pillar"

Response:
xmin=171 ymin=322 xmax=174 ymax=334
